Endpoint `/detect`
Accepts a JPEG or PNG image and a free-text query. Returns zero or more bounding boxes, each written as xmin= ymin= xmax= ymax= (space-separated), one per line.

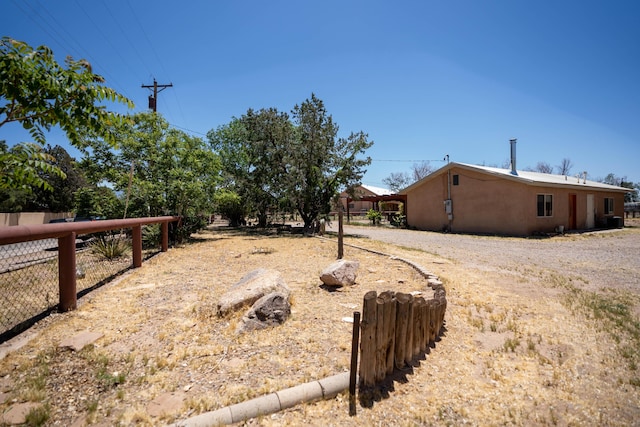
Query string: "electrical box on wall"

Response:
xmin=444 ymin=199 xmax=453 ymax=220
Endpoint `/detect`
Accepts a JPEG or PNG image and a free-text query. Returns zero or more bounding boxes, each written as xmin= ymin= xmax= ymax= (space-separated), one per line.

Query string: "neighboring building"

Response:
xmin=400 ymin=162 xmax=630 ymax=236
xmin=336 ymin=185 xmax=402 ymax=219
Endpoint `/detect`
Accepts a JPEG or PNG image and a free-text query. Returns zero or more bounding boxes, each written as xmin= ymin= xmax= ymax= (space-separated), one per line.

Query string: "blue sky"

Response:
xmin=2 ymin=0 xmax=639 ymax=188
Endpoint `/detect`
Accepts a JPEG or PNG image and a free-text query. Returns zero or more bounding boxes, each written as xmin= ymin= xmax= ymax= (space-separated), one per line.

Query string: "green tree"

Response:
xmin=0 ymin=140 xmax=65 ymax=194
xmin=602 ymin=173 xmax=638 ymax=202
xmin=0 ymin=37 xmax=133 ymax=147
xmin=213 ymin=189 xmax=246 ymax=227
xmin=74 ymin=186 xmax=123 ymax=219
xmin=208 ymin=108 xmax=293 ymax=227
xmin=28 ymin=145 xmax=87 ymax=212
xmin=80 ymin=112 xmax=220 ymax=221
xmin=1 ymin=37 xmax=132 ymax=198
xmin=287 ymin=94 xmax=373 ymax=232
xmin=208 ymin=94 xmax=373 ymax=232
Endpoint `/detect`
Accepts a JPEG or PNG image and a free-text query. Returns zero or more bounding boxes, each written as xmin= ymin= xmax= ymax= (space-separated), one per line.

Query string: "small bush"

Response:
xmin=366 ymin=209 xmax=383 ymax=225
xmin=90 ymin=234 xmax=130 ymax=260
xmin=142 ymin=224 xmax=161 ymax=249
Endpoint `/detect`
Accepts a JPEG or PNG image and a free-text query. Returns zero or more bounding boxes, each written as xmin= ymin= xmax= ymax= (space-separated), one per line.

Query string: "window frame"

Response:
xmin=537 ymin=194 xmax=553 ymax=217
xmin=604 ymin=197 xmax=614 ymax=215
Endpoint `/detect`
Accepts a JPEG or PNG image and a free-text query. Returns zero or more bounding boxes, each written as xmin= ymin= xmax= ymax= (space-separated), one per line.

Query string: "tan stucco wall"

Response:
xmin=0 ymin=212 xmax=72 ymax=227
xmin=405 ymin=167 xmax=626 ymax=235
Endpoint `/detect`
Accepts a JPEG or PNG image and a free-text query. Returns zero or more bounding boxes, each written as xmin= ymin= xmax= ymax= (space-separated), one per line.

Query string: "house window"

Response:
xmin=537 ymin=194 xmax=553 ymax=217
xmin=453 ymin=174 xmax=459 ymax=185
xmin=348 ymin=203 xmax=355 ymax=209
xmin=604 ymin=198 xmax=614 ymax=215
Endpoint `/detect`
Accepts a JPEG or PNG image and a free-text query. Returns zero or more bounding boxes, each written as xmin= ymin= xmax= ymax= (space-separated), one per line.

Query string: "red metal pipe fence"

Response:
xmin=0 ymin=216 xmax=179 ymax=312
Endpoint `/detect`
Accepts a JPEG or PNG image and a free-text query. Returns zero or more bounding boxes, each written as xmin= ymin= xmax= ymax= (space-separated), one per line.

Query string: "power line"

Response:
xmin=371 ymin=159 xmax=447 ymax=163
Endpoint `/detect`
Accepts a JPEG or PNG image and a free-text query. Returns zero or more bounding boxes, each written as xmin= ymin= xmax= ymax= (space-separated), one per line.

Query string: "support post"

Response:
xmin=349 ymin=311 xmax=360 ymax=416
xmin=338 ymin=209 xmax=344 ymax=259
xmin=132 ymin=225 xmax=142 ymax=268
xmin=161 ymin=221 xmax=169 ymax=252
xmin=58 ymin=232 xmax=77 ymax=311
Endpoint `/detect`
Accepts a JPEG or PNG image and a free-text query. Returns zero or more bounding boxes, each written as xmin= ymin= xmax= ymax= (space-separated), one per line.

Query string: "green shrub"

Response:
xmin=366 ymin=209 xmax=382 ymax=225
xmin=142 ymin=224 xmax=161 ymax=249
xmin=90 ymin=234 xmax=130 ymax=260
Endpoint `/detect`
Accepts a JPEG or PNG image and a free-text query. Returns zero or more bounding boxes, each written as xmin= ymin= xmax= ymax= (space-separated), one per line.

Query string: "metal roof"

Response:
xmin=360 ymin=184 xmax=394 ymax=196
xmin=401 ymin=162 xmax=631 ymax=194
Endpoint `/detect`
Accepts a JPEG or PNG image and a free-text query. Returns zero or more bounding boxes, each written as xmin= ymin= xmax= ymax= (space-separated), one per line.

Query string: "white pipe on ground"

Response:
xmin=170 ymin=372 xmax=351 ymax=426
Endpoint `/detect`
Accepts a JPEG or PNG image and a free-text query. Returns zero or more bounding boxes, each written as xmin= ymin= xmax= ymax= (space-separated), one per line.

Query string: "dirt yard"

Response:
xmin=0 ymin=221 xmax=639 ymax=426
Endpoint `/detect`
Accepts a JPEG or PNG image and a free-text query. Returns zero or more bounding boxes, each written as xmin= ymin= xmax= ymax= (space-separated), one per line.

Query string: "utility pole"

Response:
xmin=141 ymin=79 xmax=173 ymax=112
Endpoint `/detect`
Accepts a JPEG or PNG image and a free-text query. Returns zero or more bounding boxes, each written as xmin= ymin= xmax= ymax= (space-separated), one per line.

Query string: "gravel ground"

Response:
xmin=328 ymin=221 xmax=640 ymax=296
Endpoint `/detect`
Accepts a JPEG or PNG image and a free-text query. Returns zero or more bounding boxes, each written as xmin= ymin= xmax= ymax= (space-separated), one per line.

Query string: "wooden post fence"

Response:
xmin=358 ymin=287 xmax=447 ymax=389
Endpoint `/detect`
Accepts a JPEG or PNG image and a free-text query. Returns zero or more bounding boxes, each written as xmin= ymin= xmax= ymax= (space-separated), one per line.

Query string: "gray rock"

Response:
xmin=319 ymin=259 xmax=360 ymax=286
xmin=217 ymin=269 xmax=290 ymax=316
xmin=236 ymin=292 xmax=291 ymax=334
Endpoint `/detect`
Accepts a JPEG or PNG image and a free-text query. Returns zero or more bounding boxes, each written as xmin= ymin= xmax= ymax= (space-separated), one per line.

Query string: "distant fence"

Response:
xmin=625 ymin=202 xmax=640 ymax=218
xmin=0 ymin=216 xmax=179 ymax=342
xmin=358 ymin=285 xmax=447 ymax=389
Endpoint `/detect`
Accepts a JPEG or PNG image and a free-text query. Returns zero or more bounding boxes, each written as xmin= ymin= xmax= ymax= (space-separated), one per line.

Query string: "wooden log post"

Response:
xmin=427 ymin=299 xmax=437 ymax=347
xmin=413 ymin=297 xmax=426 ymax=357
xmin=394 ymin=292 xmax=411 ymax=369
xmin=383 ymin=292 xmax=397 ymax=376
xmin=404 ymin=293 xmax=415 ymax=366
xmin=434 ymin=298 xmax=444 ymax=338
xmin=359 ymin=290 xmax=378 ymax=388
xmin=438 ymin=297 xmax=447 ymax=335
xmin=375 ymin=291 xmax=395 ymax=382
xmin=420 ymin=297 xmax=428 ymax=352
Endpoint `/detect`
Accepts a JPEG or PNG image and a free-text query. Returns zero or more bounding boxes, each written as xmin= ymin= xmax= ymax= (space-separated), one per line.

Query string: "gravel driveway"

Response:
xmin=327 ymin=223 xmax=640 ymax=295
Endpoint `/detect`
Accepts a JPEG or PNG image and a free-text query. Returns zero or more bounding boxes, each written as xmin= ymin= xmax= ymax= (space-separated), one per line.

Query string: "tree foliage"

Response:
xmin=28 ymin=145 xmax=87 ymax=212
xmin=208 ymin=108 xmax=293 ymax=227
xmin=0 ymin=140 xmax=65 ymax=193
xmin=74 ymin=186 xmax=123 ymax=219
xmin=213 ymin=189 xmax=246 ymax=227
xmin=208 ymin=94 xmax=373 ymax=231
xmin=79 ymin=112 xmax=220 ymax=219
xmin=0 ymin=37 xmax=133 ymax=147
xmin=288 ymin=94 xmax=373 ymax=230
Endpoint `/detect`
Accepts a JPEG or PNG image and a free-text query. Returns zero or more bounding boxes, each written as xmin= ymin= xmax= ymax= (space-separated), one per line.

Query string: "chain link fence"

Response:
xmin=0 ymin=232 xmax=159 ymax=342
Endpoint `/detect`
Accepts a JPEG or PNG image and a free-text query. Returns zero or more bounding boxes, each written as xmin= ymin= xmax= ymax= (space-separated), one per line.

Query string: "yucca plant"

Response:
xmin=90 ymin=233 xmax=131 ymax=260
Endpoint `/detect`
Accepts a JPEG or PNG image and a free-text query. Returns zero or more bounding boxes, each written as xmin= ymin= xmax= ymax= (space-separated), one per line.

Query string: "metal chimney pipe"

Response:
xmin=509 ymin=138 xmax=517 ymax=175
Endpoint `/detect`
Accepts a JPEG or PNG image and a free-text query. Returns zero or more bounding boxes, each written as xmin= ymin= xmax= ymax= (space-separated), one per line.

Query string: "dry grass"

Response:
xmin=0 ymin=225 xmax=638 ymax=426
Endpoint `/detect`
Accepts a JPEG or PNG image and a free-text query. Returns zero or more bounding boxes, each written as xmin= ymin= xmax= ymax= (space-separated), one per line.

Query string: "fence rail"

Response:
xmin=0 ymin=216 xmax=179 ymax=342
xmin=358 ymin=286 xmax=447 ymax=389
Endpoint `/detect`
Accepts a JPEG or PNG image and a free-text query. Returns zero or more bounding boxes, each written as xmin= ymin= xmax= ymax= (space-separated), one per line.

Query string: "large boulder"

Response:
xmin=217 ymin=269 xmax=290 ymax=317
xmin=319 ymin=259 xmax=360 ymax=287
xmin=236 ymin=292 xmax=291 ymax=334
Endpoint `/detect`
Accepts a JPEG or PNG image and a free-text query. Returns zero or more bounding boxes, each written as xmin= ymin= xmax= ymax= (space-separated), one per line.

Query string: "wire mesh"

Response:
xmin=0 ymin=232 xmax=159 ymax=341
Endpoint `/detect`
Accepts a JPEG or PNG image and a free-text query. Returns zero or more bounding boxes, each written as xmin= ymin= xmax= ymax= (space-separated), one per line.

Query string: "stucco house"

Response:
xmin=400 ymin=162 xmax=629 ymax=236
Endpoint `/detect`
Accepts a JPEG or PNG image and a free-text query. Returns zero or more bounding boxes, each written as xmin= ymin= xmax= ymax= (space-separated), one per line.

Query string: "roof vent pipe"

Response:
xmin=509 ymin=138 xmax=517 ymax=175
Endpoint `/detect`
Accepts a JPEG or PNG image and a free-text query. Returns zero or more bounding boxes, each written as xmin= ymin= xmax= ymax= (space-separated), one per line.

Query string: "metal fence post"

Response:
xmin=161 ymin=221 xmax=169 ymax=252
xmin=132 ymin=225 xmax=142 ymax=268
xmin=58 ymin=232 xmax=77 ymax=311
